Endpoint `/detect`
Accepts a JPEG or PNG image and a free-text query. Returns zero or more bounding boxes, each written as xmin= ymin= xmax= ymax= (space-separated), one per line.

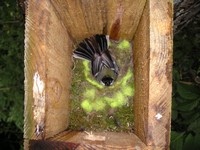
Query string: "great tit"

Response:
xmin=73 ymin=34 xmax=119 ymax=86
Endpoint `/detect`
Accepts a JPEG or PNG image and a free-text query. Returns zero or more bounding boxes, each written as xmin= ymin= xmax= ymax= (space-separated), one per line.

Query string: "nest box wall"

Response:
xmin=24 ymin=0 xmax=172 ymax=149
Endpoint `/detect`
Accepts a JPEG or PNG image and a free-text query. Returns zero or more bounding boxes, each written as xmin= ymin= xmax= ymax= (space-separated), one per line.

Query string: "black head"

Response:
xmin=101 ymin=76 xmax=114 ymax=86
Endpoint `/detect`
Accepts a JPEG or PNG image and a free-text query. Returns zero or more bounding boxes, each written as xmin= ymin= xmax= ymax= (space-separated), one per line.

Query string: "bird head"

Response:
xmin=101 ymin=76 xmax=114 ymax=86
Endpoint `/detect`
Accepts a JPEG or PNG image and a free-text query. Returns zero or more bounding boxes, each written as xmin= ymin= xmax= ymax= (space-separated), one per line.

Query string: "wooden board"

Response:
xmin=49 ymin=131 xmax=146 ymax=149
xmin=50 ymin=0 xmax=146 ymax=41
xmin=24 ymin=0 xmax=72 ymax=140
xmin=133 ymin=0 xmax=173 ymax=148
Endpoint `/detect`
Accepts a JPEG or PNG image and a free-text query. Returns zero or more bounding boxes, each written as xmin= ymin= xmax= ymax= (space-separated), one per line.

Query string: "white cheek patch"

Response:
xmin=100 ymin=80 xmax=106 ymax=86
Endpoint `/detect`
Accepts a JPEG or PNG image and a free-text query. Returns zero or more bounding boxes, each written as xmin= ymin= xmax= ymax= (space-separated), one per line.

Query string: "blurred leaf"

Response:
xmin=173 ymin=68 xmax=180 ymax=81
xmin=193 ymin=134 xmax=200 ymax=149
xmin=177 ymin=83 xmax=200 ymax=100
xmin=171 ymin=131 xmax=184 ymax=150
xmin=176 ymin=99 xmax=198 ymax=111
xmin=183 ymin=133 xmax=200 ymax=150
xmin=181 ymin=111 xmax=200 ymax=124
xmin=172 ymin=97 xmax=178 ymax=109
xmin=183 ymin=133 xmax=194 ymax=150
xmin=172 ymin=110 xmax=178 ymax=120
xmin=188 ymin=118 xmax=200 ymax=134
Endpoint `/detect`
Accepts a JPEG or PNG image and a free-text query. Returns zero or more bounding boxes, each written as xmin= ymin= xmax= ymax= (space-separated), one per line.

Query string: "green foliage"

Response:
xmin=171 ymin=17 xmax=200 ymax=149
xmin=0 ymin=0 xmax=24 ymax=147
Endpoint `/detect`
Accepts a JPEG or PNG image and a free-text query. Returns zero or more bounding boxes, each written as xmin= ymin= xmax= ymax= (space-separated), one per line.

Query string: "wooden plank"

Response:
xmin=24 ymin=0 xmax=72 ymax=140
xmin=50 ymin=0 xmax=146 ymax=41
xmin=148 ymin=0 xmax=172 ymax=147
xmin=133 ymin=0 xmax=173 ymax=148
xmin=50 ymin=131 xmax=147 ymax=149
xmin=133 ymin=0 xmax=150 ymax=145
xmin=106 ymin=0 xmax=146 ymax=40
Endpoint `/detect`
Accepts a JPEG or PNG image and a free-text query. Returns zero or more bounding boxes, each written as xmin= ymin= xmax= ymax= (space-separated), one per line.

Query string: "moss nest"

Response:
xmin=69 ymin=39 xmax=134 ymax=132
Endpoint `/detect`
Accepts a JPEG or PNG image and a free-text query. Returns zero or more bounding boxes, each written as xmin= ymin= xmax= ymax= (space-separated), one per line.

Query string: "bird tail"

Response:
xmin=73 ymin=34 xmax=108 ymax=61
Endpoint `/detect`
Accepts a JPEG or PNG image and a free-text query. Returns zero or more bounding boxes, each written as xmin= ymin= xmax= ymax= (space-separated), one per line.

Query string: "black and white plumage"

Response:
xmin=73 ymin=34 xmax=119 ymax=86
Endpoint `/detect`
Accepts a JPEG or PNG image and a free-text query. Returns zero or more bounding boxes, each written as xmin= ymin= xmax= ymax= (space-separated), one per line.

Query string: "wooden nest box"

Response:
xmin=24 ymin=0 xmax=173 ymax=149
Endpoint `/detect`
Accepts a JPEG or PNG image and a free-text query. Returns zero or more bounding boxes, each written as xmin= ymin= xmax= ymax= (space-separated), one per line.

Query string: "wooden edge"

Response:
xmin=48 ymin=131 xmax=147 ymax=149
xmin=134 ymin=0 xmax=173 ymax=148
xmin=147 ymin=0 xmax=173 ymax=147
xmin=133 ymin=0 xmax=150 ymax=144
xmin=26 ymin=131 xmax=169 ymax=150
xmin=24 ymin=0 xmax=72 ymax=141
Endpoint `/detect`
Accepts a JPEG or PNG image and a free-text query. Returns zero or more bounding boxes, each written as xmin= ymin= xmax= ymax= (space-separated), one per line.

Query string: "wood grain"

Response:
xmin=50 ymin=131 xmax=146 ymax=150
xmin=133 ymin=0 xmax=173 ymax=148
xmin=133 ymin=0 xmax=150 ymax=145
xmin=50 ymin=0 xmax=146 ymax=42
xmin=24 ymin=0 xmax=72 ymax=140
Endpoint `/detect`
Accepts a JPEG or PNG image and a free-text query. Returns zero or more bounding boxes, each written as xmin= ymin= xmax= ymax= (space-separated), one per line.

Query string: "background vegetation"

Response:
xmin=171 ymin=16 xmax=200 ymax=149
xmin=0 ymin=1 xmax=24 ymax=149
xmin=0 ymin=1 xmax=199 ymax=149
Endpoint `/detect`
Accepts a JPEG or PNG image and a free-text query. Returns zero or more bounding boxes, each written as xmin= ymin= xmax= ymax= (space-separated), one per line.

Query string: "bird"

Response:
xmin=73 ymin=34 xmax=119 ymax=86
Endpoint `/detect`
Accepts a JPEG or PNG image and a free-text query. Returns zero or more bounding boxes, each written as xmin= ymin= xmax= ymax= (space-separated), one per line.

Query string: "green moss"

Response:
xmin=81 ymin=100 xmax=93 ymax=113
xmin=69 ymin=39 xmax=134 ymax=132
xmin=92 ymin=99 xmax=106 ymax=111
xmin=122 ymin=85 xmax=134 ymax=97
xmin=84 ymin=89 xmax=96 ymax=99
xmin=117 ymin=40 xmax=131 ymax=50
